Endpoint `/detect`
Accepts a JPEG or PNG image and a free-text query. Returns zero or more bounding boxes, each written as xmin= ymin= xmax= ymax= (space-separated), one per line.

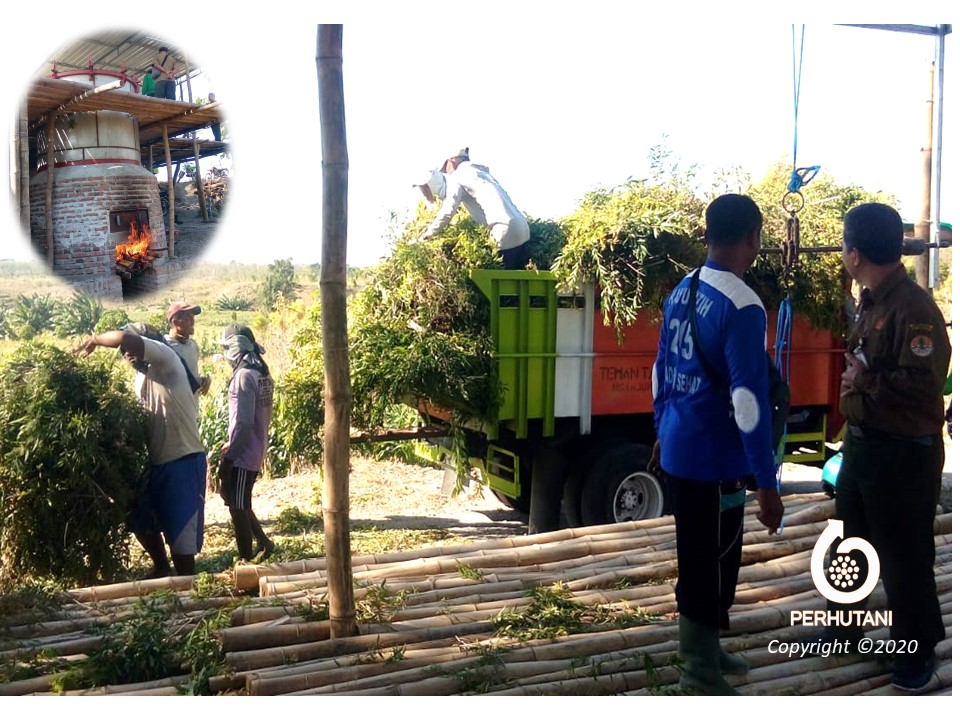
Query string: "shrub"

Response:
xmin=53 ymin=293 xmax=104 ymax=337
xmin=94 ymin=307 xmax=132 ymax=334
xmin=6 ymin=294 xmax=59 ymax=340
xmin=214 ymin=294 xmax=253 ymax=312
xmin=0 ymin=342 xmax=149 ymax=587
xmin=258 ymin=258 xmax=297 ymax=311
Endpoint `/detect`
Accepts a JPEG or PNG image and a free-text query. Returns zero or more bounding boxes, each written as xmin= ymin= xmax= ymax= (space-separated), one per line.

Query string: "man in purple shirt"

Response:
xmin=218 ymin=324 xmax=276 ymax=561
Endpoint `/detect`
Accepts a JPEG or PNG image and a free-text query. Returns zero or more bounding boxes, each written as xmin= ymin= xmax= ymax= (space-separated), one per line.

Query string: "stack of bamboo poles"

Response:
xmin=0 ymin=575 xmax=237 ymax=696
xmin=0 ymin=493 xmax=951 ymax=696
xmin=208 ymin=495 xmax=951 ymax=696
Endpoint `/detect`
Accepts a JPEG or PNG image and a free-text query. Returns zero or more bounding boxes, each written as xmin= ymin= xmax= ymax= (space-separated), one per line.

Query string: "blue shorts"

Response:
xmin=145 ymin=452 xmax=207 ymax=555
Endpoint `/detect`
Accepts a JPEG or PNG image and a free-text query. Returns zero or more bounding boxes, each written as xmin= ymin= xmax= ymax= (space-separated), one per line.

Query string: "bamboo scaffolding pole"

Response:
xmin=44 ymin=115 xmax=56 ymax=267
xmin=163 ymin=124 xmax=175 ymax=256
xmin=193 ymin=141 xmax=208 ymax=223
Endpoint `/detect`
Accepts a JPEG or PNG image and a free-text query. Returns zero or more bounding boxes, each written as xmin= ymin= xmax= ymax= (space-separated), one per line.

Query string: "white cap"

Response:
xmin=413 ymin=169 xmax=445 ymax=199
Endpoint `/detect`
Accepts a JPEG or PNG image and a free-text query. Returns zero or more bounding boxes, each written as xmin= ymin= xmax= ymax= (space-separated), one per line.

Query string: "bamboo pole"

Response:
xmin=223 ymin=620 xmax=495 ymax=672
xmin=18 ymin=104 xmax=29 ymax=233
xmin=163 ymin=123 xmax=175 ymax=257
xmin=68 ymin=574 xmax=197 ymax=603
xmin=316 ymin=23 xmax=356 ymax=640
xmin=916 ymin=61 xmax=935 ymax=292
xmin=193 ymin=140 xmax=208 ymax=222
xmin=233 ymin=512 xmax=688 ymax=590
xmin=44 ymin=115 xmax=56 ymax=267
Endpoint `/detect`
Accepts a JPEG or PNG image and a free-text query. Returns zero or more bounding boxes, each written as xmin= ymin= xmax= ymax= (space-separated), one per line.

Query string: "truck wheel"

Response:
xmin=491 ymin=488 xmax=530 ymax=514
xmin=580 ymin=443 xmax=665 ymax=526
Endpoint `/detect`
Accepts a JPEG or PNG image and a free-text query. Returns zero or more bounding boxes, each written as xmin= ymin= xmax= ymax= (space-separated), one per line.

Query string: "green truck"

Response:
xmin=418 ymin=269 xmax=847 ymax=532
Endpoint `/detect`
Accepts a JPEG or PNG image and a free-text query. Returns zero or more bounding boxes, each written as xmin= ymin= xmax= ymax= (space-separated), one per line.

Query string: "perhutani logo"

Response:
xmin=789 ymin=519 xmax=891 ymax=627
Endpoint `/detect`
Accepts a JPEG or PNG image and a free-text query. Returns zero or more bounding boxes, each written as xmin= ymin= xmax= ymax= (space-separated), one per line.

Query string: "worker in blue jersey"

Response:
xmin=650 ymin=193 xmax=784 ymax=695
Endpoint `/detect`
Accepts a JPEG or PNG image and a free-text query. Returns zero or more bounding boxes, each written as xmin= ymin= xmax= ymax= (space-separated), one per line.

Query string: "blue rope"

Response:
xmin=773 ymin=295 xmax=793 ymax=535
xmin=788 ymin=25 xmax=820 ymax=194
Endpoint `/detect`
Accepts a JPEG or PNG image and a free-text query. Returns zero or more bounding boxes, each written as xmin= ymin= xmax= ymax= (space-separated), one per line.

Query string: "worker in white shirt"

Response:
xmin=416 ymin=148 xmax=530 ymax=269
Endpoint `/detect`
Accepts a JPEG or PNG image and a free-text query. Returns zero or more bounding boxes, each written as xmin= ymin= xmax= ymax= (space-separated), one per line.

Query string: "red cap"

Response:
xmin=166 ymin=302 xmax=201 ymax=322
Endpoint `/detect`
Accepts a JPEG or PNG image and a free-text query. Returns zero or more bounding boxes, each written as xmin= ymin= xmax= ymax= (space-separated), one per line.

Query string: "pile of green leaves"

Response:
xmin=53 ymin=593 xmax=232 ymax=695
xmin=0 ymin=342 xmax=149 ymax=587
xmin=275 ymin=155 xmax=896 ymax=480
xmin=349 ymin=207 xmax=503 ymax=431
xmin=493 ymin=582 xmax=649 ymax=641
xmin=554 ymin=179 xmax=707 ymax=331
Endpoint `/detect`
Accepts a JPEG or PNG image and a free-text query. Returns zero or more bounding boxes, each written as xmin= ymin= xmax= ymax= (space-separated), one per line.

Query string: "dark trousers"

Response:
xmin=499 ymin=244 xmax=529 ymax=270
xmin=671 ymin=474 xmax=745 ymax=630
xmin=833 ymin=429 xmax=945 ymax=654
xmin=155 ymin=79 xmax=177 ymax=100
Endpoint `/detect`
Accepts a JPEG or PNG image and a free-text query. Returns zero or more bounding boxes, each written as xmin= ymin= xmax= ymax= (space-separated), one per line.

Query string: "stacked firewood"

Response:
xmin=0 ymin=494 xmax=951 ymax=696
xmin=204 ymin=175 xmax=229 ymax=209
xmin=115 ymin=247 xmax=165 ymax=279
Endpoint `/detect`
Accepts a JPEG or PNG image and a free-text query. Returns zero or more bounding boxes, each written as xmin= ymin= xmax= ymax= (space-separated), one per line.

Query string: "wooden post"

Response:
xmin=148 ymin=143 xmax=154 ymax=171
xmin=916 ymin=61 xmax=934 ymax=294
xmin=193 ymin=141 xmax=208 ymax=222
xmin=316 ymin=23 xmax=357 ymax=640
xmin=44 ymin=114 xmax=57 ymax=267
xmin=184 ymin=57 xmax=194 ymax=104
xmin=18 ymin=104 xmax=29 ymax=233
xmin=163 ymin=124 xmax=175 ymax=257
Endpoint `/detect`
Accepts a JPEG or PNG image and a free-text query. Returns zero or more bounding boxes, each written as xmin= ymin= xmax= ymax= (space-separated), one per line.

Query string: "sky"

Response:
xmin=1 ymin=3 xmax=956 ymax=275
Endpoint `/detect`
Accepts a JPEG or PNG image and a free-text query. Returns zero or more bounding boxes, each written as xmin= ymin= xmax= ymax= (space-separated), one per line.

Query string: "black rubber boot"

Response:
xmin=248 ymin=510 xmax=275 ymax=559
xmin=718 ymin=643 xmax=749 ymax=676
xmin=679 ymin=615 xmax=739 ymax=695
xmin=230 ymin=508 xmax=255 ymax=561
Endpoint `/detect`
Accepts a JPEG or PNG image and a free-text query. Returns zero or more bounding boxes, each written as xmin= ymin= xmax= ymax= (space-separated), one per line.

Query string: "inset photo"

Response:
xmin=15 ymin=30 xmax=229 ymax=301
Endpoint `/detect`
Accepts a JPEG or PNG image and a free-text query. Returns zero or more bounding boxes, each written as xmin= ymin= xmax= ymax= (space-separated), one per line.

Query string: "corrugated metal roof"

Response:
xmin=37 ymin=30 xmax=195 ymax=82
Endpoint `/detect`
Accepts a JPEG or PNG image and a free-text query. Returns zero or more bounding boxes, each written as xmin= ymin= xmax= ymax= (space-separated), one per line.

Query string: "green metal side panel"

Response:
xmin=471 ymin=270 xmax=559 ymax=439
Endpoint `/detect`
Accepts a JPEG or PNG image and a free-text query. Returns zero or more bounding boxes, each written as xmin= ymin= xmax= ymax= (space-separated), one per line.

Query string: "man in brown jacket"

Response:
xmin=832 ymin=202 xmax=950 ymax=691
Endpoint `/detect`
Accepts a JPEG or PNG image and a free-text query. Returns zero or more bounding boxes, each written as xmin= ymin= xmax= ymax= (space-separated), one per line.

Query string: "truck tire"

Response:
xmin=579 ymin=443 xmax=665 ymax=526
xmin=491 ymin=488 xmax=530 ymax=514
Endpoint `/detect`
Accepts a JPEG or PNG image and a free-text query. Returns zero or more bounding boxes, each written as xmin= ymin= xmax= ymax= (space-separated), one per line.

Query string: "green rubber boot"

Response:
xmin=718 ymin=644 xmax=749 ymax=676
xmin=678 ymin=615 xmax=739 ymax=695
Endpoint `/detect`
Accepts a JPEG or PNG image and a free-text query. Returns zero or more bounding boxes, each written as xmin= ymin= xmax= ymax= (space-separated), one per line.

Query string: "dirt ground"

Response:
xmin=203 ymin=455 xmax=529 ymax=541
xmin=167 ymin=183 xmax=222 ymax=264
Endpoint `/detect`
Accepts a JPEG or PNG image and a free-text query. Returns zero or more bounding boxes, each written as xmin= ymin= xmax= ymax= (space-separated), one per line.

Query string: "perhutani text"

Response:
xmin=789 ymin=610 xmax=893 ymax=627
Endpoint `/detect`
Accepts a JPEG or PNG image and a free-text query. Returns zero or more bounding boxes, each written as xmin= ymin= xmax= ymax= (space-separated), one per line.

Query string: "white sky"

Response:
xmin=1 ymin=3 xmax=956 ymax=273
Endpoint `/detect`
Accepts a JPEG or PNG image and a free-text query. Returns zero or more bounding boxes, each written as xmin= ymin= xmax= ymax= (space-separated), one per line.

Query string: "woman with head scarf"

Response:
xmin=218 ymin=324 xmax=276 ymax=560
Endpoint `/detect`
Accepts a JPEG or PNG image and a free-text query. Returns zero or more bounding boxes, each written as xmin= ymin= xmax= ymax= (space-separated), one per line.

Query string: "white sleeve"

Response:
xmin=423 ymin=180 xmax=467 ymax=238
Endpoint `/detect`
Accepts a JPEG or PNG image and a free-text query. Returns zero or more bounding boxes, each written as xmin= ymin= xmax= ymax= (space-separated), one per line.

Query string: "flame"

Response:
xmin=116 ymin=223 xmax=154 ymax=263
